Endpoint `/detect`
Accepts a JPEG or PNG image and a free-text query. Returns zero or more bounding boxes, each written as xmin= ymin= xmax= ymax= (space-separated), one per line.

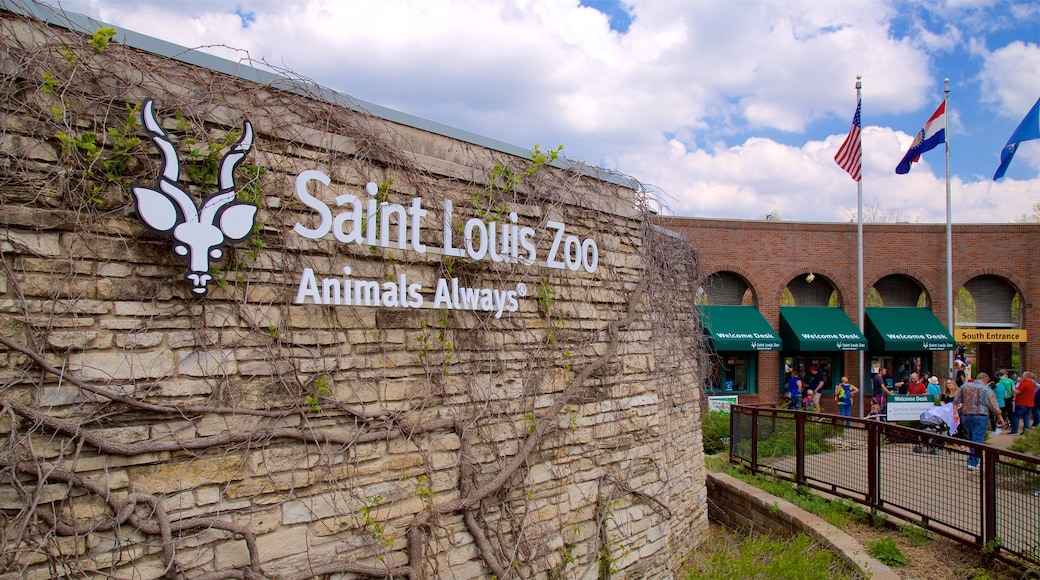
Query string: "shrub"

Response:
xmin=900 ymin=522 xmax=931 ymax=546
xmin=750 ymin=420 xmax=834 ymax=458
xmin=702 ymin=410 xmax=731 ymax=455
xmin=867 ymin=537 xmax=907 ymax=567
xmin=1008 ymin=426 xmax=1040 ymax=457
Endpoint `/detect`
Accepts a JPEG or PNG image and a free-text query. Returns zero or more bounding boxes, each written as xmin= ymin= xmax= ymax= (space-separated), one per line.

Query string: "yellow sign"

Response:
xmin=955 ymin=329 xmax=1027 ymax=343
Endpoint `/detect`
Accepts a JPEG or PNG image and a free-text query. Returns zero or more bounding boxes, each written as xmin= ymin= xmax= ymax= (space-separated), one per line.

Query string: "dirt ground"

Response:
xmin=842 ymin=518 xmax=1026 ymax=580
xmin=697 ymin=430 xmax=1038 ymax=579
xmin=693 ymin=519 xmax=1028 ymax=580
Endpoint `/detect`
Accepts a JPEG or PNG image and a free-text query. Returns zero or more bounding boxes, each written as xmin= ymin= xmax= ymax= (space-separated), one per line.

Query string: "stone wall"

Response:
xmin=0 ymin=5 xmax=706 ymax=579
xmin=706 ymin=472 xmax=898 ymax=579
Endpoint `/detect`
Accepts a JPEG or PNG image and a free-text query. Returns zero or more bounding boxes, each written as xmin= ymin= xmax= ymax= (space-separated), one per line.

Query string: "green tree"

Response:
xmin=955 ymin=287 xmax=976 ymax=325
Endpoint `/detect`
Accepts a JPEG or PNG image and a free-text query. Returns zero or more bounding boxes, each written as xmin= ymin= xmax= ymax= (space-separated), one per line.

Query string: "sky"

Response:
xmin=39 ymin=0 xmax=1040 ymax=224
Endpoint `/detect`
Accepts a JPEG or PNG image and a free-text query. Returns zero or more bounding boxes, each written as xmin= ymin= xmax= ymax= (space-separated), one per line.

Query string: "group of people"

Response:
xmin=785 ymin=363 xmax=1040 ymax=436
xmin=866 ymin=367 xmax=960 ymax=419
xmin=784 ymin=366 xmax=828 ymax=411
xmin=869 ymin=367 xmax=1039 ymax=471
xmin=987 ymin=369 xmax=1038 ymax=435
xmin=783 ymin=366 xmax=861 ymax=419
xmin=870 ymin=367 xmax=944 ymax=400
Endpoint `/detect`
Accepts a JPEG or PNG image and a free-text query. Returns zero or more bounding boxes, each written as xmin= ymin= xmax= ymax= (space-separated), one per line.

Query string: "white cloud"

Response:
xmin=68 ymin=0 xmax=933 ymax=133
xmin=624 ymin=120 xmax=1035 ymax=224
xmin=38 ymin=0 xmax=1040 ymax=223
xmin=977 ymin=40 xmax=1040 ymax=114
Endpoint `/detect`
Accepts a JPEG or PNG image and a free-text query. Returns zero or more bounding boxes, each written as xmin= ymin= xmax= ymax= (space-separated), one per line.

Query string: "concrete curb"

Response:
xmin=707 ymin=472 xmax=900 ymax=580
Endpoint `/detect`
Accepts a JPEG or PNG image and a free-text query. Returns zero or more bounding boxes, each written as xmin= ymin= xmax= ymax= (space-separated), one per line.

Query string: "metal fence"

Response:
xmin=729 ymin=404 xmax=1040 ymax=567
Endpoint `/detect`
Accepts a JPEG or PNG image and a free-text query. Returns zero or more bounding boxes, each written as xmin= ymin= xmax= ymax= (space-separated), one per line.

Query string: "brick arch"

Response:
xmin=701 ymin=264 xmax=763 ymax=306
xmin=867 ymin=268 xmax=938 ymax=307
xmin=955 ymin=269 xmax=1025 ymax=327
xmin=773 ymin=267 xmax=853 ymax=308
xmin=652 ymin=215 xmax=1040 ymax=406
xmin=955 ymin=267 xmax=1025 ymax=297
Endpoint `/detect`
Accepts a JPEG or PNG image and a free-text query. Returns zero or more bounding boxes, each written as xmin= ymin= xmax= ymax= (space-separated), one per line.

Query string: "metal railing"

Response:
xmin=729 ymin=404 xmax=1040 ymax=567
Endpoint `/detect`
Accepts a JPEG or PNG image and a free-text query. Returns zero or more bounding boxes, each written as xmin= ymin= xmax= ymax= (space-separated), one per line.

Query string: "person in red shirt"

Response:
xmin=1010 ymin=371 xmax=1036 ymax=434
xmin=906 ymin=372 xmax=927 ymax=395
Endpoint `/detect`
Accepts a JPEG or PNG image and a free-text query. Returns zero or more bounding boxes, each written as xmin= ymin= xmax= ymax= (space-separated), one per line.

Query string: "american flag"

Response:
xmin=834 ymin=99 xmax=862 ymax=181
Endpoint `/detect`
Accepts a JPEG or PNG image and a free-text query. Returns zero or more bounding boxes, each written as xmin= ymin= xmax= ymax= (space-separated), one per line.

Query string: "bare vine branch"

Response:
xmin=0 ymin=3 xmax=704 ymax=578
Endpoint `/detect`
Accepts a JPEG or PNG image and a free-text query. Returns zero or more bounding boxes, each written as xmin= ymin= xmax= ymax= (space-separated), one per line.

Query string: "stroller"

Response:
xmin=914 ymin=403 xmax=958 ymax=455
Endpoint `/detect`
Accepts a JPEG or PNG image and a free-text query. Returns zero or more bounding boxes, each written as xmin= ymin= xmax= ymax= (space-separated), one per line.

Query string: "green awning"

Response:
xmin=865 ymin=307 xmax=955 ymax=352
xmin=779 ymin=306 xmax=867 ymax=351
xmin=698 ymin=305 xmax=781 ymax=351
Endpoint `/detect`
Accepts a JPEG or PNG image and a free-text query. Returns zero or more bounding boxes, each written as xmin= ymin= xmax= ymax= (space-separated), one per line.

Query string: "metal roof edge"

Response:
xmin=647 ymin=222 xmax=686 ymax=240
xmin=4 ymin=0 xmax=639 ymax=190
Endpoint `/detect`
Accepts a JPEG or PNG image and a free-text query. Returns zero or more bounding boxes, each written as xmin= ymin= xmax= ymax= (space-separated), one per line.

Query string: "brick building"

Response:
xmin=655 ymin=216 xmax=1040 ymax=414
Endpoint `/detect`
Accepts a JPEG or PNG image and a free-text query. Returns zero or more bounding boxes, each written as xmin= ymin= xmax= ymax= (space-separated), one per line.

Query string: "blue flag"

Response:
xmin=993 ymin=97 xmax=1040 ymax=181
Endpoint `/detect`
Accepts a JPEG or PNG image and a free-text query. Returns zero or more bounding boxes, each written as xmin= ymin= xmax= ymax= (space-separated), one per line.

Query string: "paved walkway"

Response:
xmin=715 ymin=425 xmax=1039 ymax=578
xmin=757 ymin=428 xmax=1040 ymax=556
xmin=987 ymin=428 xmax=1025 ymax=451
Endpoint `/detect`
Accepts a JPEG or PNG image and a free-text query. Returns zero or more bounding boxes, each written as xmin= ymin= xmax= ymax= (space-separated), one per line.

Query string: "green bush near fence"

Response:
xmin=702 ymin=411 xmax=731 ymax=455
xmin=1008 ymin=427 xmax=1040 ymax=457
xmin=734 ymin=418 xmax=835 ymax=459
xmin=1004 ymin=428 xmax=1040 ymax=493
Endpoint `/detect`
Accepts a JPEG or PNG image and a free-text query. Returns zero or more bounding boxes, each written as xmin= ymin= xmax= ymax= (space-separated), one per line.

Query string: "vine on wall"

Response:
xmin=0 ymin=2 xmax=705 ymax=579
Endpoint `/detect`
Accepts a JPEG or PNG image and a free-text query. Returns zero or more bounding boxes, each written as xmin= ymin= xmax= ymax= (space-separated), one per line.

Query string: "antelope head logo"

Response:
xmin=131 ymin=99 xmax=257 ymax=296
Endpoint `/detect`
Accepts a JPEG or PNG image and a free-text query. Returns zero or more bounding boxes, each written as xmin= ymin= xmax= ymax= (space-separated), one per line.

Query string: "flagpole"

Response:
xmin=944 ymin=78 xmax=953 ymax=378
xmin=856 ymin=76 xmax=865 ymax=419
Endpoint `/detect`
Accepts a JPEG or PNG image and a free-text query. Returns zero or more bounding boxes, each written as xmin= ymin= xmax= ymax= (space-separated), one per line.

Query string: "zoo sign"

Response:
xmin=131 ymin=99 xmax=257 ymax=296
xmin=132 ymin=100 xmax=599 ymax=316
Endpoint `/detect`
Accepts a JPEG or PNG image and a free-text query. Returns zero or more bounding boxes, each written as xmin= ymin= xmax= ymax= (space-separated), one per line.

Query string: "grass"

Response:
xmin=702 ymin=454 xmax=1028 ymax=580
xmin=684 ymin=527 xmax=860 ymax=580
xmin=703 ymin=451 xmax=858 ymax=527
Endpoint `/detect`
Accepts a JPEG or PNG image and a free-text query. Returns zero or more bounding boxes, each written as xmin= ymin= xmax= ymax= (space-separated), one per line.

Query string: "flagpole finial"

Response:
xmin=944 ymin=78 xmax=950 ymax=94
xmin=856 ymin=75 xmax=862 ymax=90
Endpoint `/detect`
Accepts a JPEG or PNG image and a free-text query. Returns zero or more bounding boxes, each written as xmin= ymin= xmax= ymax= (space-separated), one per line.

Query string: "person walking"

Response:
xmin=926 ymin=376 xmax=941 ymax=401
xmin=808 ymin=366 xmax=826 ymax=410
xmin=1010 ymin=371 xmax=1037 ymax=434
xmin=940 ymin=378 xmax=959 ymax=404
xmin=990 ymin=372 xmax=1009 ymax=435
xmin=997 ymin=370 xmax=1016 ymax=427
xmin=907 ymin=372 xmax=927 ymax=395
xmin=1033 ymin=378 xmax=1040 ymax=428
xmin=953 ymin=372 xmax=1005 ymax=472
xmin=941 ymin=377 xmax=964 ymax=441
xmin=785 ymin=368 xmax=803 ymax=410
xmin=834 ymin=376 xmax=858 ymax=424
xmin=872 ymin=368 xmax=891 ymax=412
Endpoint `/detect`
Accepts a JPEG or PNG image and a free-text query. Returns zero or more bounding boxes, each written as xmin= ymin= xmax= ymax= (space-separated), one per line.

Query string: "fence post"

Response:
xmin=750 ymin=407 xmax=759 ymax=474
xmin=982 ymin=448 xmax=997 ymax=552
xmin=867 ymin=420 xmax=878 ymax=509
xmin=795 ymin=411 xmax=805 ymax=485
